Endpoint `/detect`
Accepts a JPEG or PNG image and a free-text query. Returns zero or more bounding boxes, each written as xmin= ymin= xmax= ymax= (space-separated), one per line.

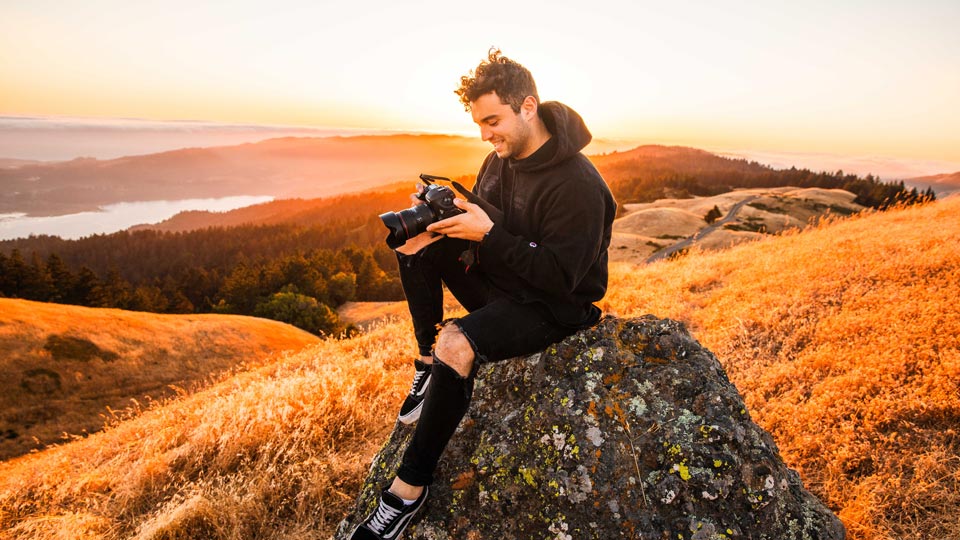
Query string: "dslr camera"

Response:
xmin=379 ymin=174 xmax=465 ymax=249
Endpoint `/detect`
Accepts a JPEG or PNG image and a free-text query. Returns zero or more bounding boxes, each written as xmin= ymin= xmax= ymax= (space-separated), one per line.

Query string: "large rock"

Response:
xmin=335 ymin=316 xmax=845 ymax=539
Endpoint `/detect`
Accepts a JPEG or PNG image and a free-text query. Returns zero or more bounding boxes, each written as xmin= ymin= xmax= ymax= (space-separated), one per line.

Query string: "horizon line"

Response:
xmin=2 ymin=114 xmax=959 ymax=180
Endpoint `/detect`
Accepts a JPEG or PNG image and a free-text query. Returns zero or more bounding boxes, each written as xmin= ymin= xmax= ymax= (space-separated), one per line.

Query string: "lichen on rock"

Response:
xmin=335 ymin=315 xmax=845 ymax=539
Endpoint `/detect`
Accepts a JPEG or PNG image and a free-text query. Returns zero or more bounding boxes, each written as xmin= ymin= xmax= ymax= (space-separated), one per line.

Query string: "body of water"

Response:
xmin=0 ymin=195 xmax=274 ymax=241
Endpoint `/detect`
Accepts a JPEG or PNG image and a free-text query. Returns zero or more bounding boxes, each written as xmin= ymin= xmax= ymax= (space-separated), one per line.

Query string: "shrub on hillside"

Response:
xmin=704 ymin=204 xmax=723 ymax=224
xmin=43 ymin=334 xmax=118 ymax=362
xmin=253 ymin=292 xmax=341 ymax=336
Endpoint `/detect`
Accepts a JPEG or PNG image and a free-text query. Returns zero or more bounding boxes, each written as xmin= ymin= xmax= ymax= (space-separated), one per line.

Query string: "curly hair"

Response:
xmin=455 ymin=48 xmax=539 ymax=113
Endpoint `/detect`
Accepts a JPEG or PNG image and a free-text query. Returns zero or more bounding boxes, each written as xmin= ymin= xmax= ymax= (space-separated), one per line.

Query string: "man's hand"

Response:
xmin=426 ymin=198 xmax=494 ymax=242
xmin=395 ymin=230 xmax=444 ymax=255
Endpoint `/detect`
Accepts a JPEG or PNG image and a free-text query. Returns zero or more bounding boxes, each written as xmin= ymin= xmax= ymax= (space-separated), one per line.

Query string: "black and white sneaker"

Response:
xmin=350 ymin=486 xmax=428 ymax=540
xmin=397 ymin=360 xmax=431 ymax=425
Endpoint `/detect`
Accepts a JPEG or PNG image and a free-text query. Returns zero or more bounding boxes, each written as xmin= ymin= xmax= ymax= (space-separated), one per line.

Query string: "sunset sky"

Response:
xmin=2 ymin=0 xmax=959 ymax=164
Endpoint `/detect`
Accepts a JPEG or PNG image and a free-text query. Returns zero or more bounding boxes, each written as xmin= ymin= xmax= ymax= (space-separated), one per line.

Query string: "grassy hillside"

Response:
xmin=610 ymin=186 xmax=863 ymax=262
xmin=1 ymin=198 xmax=958 ymax=539
xmin=0 ymin=299 xmax=320 ymax=460
xmin=602 ymin=198 xmax=960 ymax=539
xmin=0 ymin=319 xmax=416 ymax=539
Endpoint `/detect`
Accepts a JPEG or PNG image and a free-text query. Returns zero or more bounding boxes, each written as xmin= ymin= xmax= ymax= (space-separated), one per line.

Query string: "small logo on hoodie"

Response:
xmin=529 ymin=242 xmax=538 ymax=248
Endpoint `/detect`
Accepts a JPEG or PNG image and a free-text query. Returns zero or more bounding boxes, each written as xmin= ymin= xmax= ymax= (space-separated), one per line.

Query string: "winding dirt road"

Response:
xmin=645 ymin=196 xmax=758 ymax=263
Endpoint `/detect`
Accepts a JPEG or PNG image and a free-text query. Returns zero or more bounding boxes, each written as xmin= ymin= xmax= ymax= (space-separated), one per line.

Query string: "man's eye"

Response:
xmin=489 ymin=121 xmax=499 ymax=127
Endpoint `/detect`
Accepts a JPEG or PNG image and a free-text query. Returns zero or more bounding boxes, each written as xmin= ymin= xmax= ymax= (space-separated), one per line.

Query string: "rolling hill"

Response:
xmin=0 ymin=298 xmax=320 ymax=460
xmin=1 ymin=197 xmax=956 ymax=539
xmin=609 ymin=186 xmax=864 ymax=262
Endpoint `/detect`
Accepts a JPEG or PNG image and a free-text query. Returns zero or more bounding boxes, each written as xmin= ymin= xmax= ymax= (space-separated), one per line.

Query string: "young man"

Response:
xmin=351 ymin=49 xmax=616 ymax=540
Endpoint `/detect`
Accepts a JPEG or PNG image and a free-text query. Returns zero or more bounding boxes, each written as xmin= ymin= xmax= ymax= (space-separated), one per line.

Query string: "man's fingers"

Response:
xmin=453 ymin=198 xmax=478 ymax=212
xmin=428 ymin=211 xmax=471 ymax=229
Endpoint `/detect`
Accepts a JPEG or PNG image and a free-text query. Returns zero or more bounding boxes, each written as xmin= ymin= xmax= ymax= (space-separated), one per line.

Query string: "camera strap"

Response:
xmin=452 ymin=181 xmax=505 ymax=225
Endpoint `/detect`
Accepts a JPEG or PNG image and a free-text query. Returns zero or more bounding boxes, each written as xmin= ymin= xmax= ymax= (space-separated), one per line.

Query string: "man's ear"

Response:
xmin=520 ymin=95 xmax=538 ymax=120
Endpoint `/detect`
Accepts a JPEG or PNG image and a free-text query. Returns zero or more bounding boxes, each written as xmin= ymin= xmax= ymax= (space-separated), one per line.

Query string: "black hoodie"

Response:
xmin=463 ymin=101 xmax=616 ymax=327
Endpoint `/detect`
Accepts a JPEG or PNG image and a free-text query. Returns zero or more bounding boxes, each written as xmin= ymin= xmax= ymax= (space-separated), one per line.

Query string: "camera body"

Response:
xmin=418 ymin=183 xmax=463 ymax=221
xmin=379 ymin=174 xmax=465 ymax=249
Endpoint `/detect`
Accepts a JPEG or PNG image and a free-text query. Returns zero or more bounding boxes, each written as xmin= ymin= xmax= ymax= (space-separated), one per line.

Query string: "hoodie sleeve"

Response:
xmin=478 ymin=167 xmax=611 ymax=298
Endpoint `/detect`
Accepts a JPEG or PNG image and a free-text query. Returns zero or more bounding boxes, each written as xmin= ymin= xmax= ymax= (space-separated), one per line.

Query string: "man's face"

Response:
xmin=470 ymin=92 xmax=534 ymax=160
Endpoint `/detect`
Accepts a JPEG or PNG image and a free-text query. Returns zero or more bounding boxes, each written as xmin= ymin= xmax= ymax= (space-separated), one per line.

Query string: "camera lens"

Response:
xmin=379 ymin=204 xmax=435 ymax=249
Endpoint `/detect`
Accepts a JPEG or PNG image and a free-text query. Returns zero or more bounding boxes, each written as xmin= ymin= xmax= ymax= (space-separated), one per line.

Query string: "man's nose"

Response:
xmin=480 ymin=126 xmax=492 ymax=141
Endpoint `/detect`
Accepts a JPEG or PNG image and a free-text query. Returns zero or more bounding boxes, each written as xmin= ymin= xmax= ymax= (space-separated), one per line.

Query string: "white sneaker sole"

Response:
xmin=397 ymin=401 xmax=423 ymax=425
xmin=397 ymin=373 xmax=430 ymax=425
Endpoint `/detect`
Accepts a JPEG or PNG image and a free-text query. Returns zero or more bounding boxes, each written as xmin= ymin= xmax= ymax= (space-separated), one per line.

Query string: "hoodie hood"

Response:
xmin=511 ymin=101 xmax=592 ymax=173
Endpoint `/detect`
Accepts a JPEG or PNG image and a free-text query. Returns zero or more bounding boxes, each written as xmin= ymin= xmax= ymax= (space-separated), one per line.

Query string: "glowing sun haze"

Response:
xmin=2 ymin=0 xmax=958 ymax=163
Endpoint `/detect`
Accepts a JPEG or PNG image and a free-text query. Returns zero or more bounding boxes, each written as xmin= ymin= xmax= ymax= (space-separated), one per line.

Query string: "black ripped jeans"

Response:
xmin=394 ymin=236 xmax=580 ymax=486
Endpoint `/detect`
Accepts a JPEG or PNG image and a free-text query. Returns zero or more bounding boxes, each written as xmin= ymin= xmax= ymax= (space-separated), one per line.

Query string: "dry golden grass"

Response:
xmin=0 ymin=318 xmax=422 ymax=540
xmin=338 ymin=295 xmax=465 ymax=332
xmin=603 ymin=197 xmax=960 ymax=540
xmin=1 ymin=197 xmax=957 ymax=540
xmin=0 ymin=299 xmax=320 ymax=460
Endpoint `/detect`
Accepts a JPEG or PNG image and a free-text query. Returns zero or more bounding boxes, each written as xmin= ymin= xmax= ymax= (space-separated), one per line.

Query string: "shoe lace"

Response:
xmin=367 ymin=500 xmax=402 ymax=534
xmin=408 ymin=369 xmax=427 ymax=396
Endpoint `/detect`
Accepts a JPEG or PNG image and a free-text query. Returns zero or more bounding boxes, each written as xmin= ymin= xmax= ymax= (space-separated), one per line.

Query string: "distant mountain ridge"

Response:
xmin=126 ymin=143 xmax=928 ymax=234
xmin=129 ymin=144 xmax=740 ymax=233
xmin=0 ymin=134 xmax=491 ymax=217
xmin=123 ymin=144 xmax=777 ymax=233
xmin=2 ymin=134 xmax=935 ymax=220
xmin=906 ymin=171 xmax=960 ymax=194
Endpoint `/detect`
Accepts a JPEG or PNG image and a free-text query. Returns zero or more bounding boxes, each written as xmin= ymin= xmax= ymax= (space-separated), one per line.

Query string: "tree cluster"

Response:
xmin=0 ymin=220 xmax=402 ymax=336
xmin=597 ymin=148 xmax=936 ymax=208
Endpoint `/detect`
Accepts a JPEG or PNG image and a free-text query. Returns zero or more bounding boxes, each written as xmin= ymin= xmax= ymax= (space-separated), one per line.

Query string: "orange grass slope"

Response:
xmin=604 ymin=196 xmax=960 ymax=540
xmin=0 ymin=318 xmax=418 ymax=540
xmin=0 ymin=299 xmax=320 ymax=460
